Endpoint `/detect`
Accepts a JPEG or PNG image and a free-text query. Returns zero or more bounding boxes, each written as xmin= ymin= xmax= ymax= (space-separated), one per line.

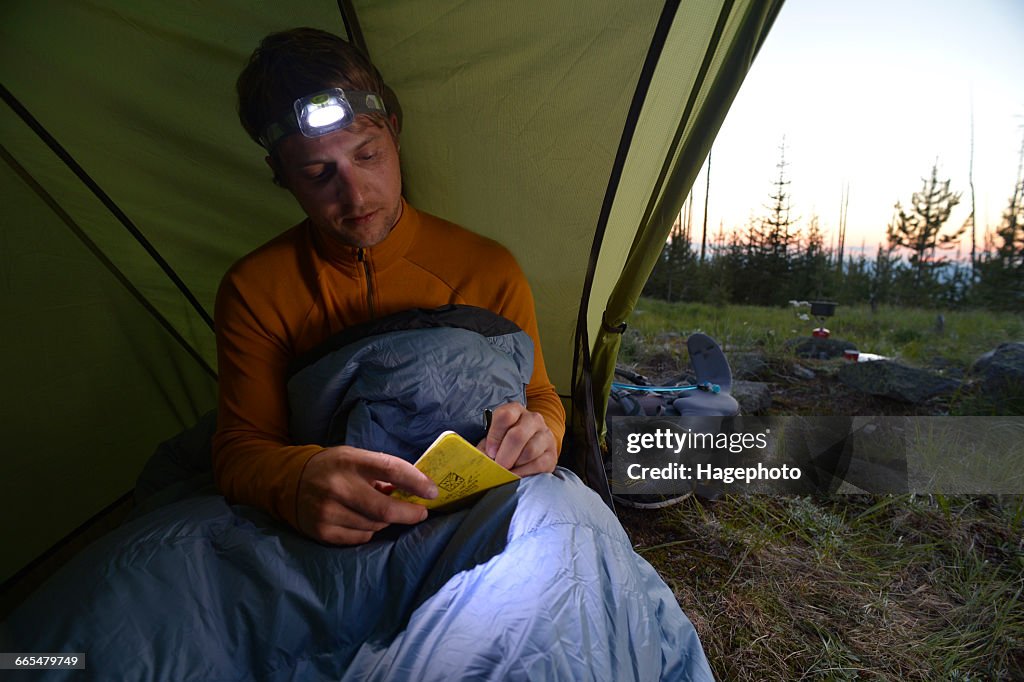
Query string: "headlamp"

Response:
xmin=259 ymin=88 xmax=387 ymax=151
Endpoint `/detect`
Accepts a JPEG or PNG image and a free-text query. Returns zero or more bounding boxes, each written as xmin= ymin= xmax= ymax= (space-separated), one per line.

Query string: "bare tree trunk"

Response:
xmin=701 ymin=147 xmax=711 ymax=263
xmin=687 ymin=182 xmax=695 ymax=242
xmin=836 ymin=183 xmax=849 ymax=274
xmin=968 ymin=93 xmax=977 ymax=277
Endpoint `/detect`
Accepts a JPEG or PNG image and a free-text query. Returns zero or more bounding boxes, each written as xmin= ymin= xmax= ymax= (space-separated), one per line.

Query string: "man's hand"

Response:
xmin=479 ymin=402 xmax=557 ymax=476
xmin=296 ymin=445 xmax=438 ymax=545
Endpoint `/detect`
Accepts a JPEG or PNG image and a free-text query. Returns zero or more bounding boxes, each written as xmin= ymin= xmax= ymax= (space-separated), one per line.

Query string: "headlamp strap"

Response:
xmin=259 ymin=89 xmax=387 ymax=151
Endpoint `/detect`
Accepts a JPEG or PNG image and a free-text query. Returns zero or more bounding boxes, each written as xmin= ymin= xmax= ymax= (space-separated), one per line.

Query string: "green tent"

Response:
xmin=0 ymin=0 xmax=781 ymax=594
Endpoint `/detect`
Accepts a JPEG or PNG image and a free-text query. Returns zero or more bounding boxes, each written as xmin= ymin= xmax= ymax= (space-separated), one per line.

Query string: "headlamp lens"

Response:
xmin=296 ymin=89 xmax=353 ymax=138
xmin=304 ymin=103 xmax=347 ymax=128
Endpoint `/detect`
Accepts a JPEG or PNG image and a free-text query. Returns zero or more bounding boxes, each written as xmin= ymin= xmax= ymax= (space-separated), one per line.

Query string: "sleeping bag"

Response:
xmin=1 ymin=306 xmax=713 ymax=681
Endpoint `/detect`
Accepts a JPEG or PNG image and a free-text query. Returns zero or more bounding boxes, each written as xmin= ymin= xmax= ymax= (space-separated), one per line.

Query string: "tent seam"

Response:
xmin=0 ymin=143 xmax=217 ymax=381
xmin=0 ymin=82 xmax=215 ymax=333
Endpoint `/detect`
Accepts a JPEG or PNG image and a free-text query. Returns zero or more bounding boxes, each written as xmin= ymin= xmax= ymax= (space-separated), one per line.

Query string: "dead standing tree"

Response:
xmin=836 ymin=182 xmax=849 ymax=275
xmin=886 ymin=161 xmax=964 ymax=291
xmin=759 ymin=138 xmax=799 ymax=261
xmin=744 ymin=138 xmax=800 ymax=303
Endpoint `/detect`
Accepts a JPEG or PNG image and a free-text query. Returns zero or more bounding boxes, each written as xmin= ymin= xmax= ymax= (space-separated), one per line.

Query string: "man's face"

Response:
xmin=271 ymin=117 xmax=402 ymax=249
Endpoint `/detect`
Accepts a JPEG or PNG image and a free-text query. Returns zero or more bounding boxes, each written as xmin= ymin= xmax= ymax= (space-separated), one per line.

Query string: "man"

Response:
xmin=214 ymin=27 xmax=566 ymax=545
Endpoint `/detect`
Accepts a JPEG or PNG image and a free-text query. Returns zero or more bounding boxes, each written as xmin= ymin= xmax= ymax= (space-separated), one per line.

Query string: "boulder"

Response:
xmin=970 ymin=342 xmax=1024 ymax=394
xmin=791 ymin=364 xmax=816 ymax=380
xmin=731 ymin=381 xmax=772 ymax=414
xmin=838 ymin=360 xmax=961 ymax=403
xmin=790 ymin=336 xmax=858 ymax=360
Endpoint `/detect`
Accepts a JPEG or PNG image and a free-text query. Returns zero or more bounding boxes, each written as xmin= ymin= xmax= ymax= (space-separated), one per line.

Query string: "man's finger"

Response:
xmin=311 ymin=501 xmax=390 ymax=534
xmin=510 ymin=461 xmax=548 ymax=478
xmin=508 ymin=430 xmax=550 ymax=470
xmin=372 ymin=480 xmax=396 ymax=494
xmin=511 ymin=450 xmax=557 ymax=477
xmin=315 ymin=525 xmax=377 ymax=546
xmin=510 ymin=430 xmax=557 ymax=477
xmin=493 ymin=411 xmax=546 ymax=470
xmin=319 ymin=473 xmax=428 ymax=526
xmin=306 ymin=482 xmax=428 ymax=542
xmin=484 ymin=402 xmax=527 ymax=459
xmin=353 ymin=449 xmax=439 ymax=499
xmin=352 ymin=493 xmax=430 ymax=527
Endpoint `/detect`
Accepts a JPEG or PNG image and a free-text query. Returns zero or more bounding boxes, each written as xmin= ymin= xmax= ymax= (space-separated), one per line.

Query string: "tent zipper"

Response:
xmin=357 ymin=248 xmax=376 ymax=319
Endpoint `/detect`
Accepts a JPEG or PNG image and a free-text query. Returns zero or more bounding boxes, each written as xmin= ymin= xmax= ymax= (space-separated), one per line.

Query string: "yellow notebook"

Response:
xmin=392 ymin=431 xmax=520 ymax=511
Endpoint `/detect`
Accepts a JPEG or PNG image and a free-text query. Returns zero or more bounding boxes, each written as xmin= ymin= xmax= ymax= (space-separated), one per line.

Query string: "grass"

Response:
xmin=615 ymin=298 xmax=1024 ymax=679
xmin=619 ymin=297 xmax=1024 ymax=416
xmin=621 ymin=298 xmax=1024 ymax=369
xmin=621 ymin=494 xmax=1024 ymax=680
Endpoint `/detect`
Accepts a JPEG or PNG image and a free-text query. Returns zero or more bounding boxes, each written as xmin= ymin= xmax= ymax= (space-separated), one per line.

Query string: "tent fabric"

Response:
xmin=1 ymin=0 xmax=781 ymax=591
xmin=587 ymin=0 xmax=784 ymax=437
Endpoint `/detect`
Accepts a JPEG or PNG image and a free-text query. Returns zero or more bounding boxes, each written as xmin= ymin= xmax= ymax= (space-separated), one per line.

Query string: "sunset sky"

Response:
xmin=689 ymin=0 xmax=1024 ymax=257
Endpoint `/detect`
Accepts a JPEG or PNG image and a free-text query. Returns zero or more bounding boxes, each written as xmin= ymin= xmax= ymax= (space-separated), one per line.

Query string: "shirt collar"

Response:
xmin=311 ymin=197 xmax=418 ymax=272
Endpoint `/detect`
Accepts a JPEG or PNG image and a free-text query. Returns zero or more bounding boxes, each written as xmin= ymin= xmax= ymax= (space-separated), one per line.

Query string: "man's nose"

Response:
xmin=332 ymin=165 xmax=366 ymax=208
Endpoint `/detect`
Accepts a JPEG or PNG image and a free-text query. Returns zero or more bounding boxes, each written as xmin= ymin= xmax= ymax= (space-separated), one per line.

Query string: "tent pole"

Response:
xmin=0 ymin=144 xmax=217 ymax=379
xmin=568 ymin=0 xmax=683 ymax=506
xmin=337 ymin=0 xmax=371 ymax=59
xmin=0 ymin=83 xmax=215 ymax=332
xmin=590 ymin=0 xmax=786 ymax=438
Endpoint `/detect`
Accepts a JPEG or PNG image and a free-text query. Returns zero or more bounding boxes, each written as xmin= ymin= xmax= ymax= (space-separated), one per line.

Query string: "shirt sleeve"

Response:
xmin=211 ymin=270 xmax=322 ymax=530
xmin=490 ymin=252 xmax=567 ymax=452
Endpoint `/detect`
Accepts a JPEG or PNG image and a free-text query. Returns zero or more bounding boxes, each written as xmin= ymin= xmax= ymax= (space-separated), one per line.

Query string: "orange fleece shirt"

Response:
xmin=213 ymin=199 xmax=565 ymax=529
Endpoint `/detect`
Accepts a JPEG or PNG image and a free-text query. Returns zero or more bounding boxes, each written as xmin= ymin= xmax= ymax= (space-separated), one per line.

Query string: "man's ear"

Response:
xmin=265 ymin=155 xmax=287 ymax=189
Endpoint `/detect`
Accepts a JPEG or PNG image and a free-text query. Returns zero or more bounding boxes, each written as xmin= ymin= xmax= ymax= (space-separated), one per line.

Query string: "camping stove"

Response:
xmin=809 ymin=301 xmax=837 ymax=338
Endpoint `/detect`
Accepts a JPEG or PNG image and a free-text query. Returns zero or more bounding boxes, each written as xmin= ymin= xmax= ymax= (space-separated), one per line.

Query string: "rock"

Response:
xmin=791 ymin=364 xmax=816 ymax=380
xmin=970 ymin=342 xmax=1024 ymax=394
xmin=790 ymin=336 xmax=858 ymax=360
xmin=731 ymin=381 xmax=772 ymax=414
xmin=729 ymin=352 xmax=770 ymax=380
xmin=926 ymin=356 xmax=966 ymax=381
xmin=838 ymin=360 xmax=961 ymax=403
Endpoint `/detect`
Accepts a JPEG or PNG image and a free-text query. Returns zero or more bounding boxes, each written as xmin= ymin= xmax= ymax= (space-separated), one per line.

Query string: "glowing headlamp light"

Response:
xmin=259 ymin=88 xmax=387 ymax=151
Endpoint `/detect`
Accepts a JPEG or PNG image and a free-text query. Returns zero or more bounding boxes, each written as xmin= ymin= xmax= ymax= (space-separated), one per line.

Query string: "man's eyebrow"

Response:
xmin=297 ymin=129 xmax=382 ymax=166
xmin=353 ymin=135 xmax=377 ymax=152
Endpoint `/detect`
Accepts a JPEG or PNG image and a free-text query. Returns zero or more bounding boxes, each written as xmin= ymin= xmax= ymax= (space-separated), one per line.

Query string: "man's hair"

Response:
xmin=236 ymin=27 xmax=389 ymax=148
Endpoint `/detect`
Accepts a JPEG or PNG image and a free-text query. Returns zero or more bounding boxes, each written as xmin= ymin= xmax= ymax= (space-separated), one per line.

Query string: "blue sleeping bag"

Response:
xmin=1 ymin=306 xmax=713 ymax=681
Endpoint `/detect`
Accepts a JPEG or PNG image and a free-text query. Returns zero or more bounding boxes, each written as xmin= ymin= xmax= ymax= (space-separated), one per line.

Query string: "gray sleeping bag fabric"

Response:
xmin=2 ymin=305 xmax=714 ymax=681
xmin=3 ymin=471 xmax=712 ymax=681
xmin=289 ymin=325 xmax=532 ymax=460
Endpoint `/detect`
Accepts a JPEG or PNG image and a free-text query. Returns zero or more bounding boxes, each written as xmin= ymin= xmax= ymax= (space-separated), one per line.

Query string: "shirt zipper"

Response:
xmin=357 ymin=248 xmax=376 ymax=319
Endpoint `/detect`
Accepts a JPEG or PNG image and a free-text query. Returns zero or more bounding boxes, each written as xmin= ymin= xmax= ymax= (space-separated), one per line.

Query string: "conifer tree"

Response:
xmin=744 ymin=139 xmax=799 ymax=304
xmin=886 ymin=161 xmax=964 ymax=294
xmin=974 ymin=137 xmax=1024 ymax=310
